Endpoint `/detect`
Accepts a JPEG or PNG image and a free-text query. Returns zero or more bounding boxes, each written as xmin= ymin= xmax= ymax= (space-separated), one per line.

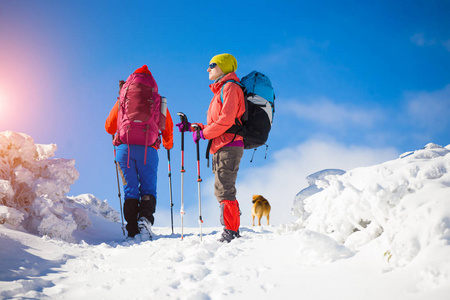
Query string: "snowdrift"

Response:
xmin=292 ymin=143 xmax=450 ymax=268
xmin=0 ymin=131 xmax=118 ymax=242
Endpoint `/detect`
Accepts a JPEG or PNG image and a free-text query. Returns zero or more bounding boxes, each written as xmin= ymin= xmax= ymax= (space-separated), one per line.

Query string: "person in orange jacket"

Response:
xmin=106 ymin=65 xmax=173 ymax=240
xmin=178 ymin=53 xmax=245 ymax=242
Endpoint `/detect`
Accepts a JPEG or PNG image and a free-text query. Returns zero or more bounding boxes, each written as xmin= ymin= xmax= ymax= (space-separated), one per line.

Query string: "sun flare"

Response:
xmin=0 ymin=92 xmax=4 ymax=114
xmin=0 ymin=89 xmax=9 ymax=124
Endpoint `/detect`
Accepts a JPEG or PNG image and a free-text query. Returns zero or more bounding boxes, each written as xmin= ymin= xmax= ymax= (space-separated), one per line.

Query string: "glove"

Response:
xmin=190 ymin=123 xmax=204 ymax=131
xmin=192 ymin=130 xmax=205 ymax=143
xmin=163 ymin=141 xmax=173 ymax=150
xmin=176 ymin=121 xmax=191 ymax=132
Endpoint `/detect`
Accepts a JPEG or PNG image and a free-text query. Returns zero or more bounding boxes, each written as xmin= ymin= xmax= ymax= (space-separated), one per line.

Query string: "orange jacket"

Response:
xmin=201 ymin=72 xmax=245 ymax=154
xmin=105 ymin=99 xmax=174 ymax=150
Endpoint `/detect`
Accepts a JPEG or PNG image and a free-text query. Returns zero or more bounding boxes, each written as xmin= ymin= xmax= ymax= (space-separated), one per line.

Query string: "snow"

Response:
xmin=291 ymin=143 xmax=450 ymax=267
xmin=1 ymin=132 xmax=450 ymax=299
xmin=0 ymin=131 xmax=118 ymax=242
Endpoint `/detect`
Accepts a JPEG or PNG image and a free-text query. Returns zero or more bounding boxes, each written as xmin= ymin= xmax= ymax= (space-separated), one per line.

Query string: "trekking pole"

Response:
xmin=112 ymin=135 xmax=126 ymax=236
xmin=192 ymin=124 xmax=204 ymax=241
xmin=177 ymin=112 xmax=188 ymax=240
xmin=167 ymin=149 xmax=174 ymax=234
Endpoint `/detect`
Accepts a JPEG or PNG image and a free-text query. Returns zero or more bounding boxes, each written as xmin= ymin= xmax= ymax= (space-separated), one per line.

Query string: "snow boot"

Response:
xmin=138 ymin=216 xmax=153 ymax=241
xmin=124 ymin=198 xmax=139 ymax=238
xmin=138 ymin=194 xmax=156 ymax=225
xmin=219 ymin=200 xmax=241 ymax=243
xmin=219 ymin=228 xmax=241 ymax=243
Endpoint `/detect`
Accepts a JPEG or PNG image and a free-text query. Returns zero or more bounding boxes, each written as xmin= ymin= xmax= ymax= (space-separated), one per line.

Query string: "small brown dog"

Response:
xmin=252 ymin=195 xmax=271 ymax=226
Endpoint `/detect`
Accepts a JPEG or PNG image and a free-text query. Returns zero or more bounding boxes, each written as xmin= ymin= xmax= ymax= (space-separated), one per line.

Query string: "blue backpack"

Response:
xmin=222 ymin=71 xmax=275 ymax=150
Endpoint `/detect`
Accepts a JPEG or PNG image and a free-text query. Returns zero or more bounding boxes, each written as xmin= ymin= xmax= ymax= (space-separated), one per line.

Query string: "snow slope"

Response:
xmin=1 ymin=132 xmax=450 ymax=299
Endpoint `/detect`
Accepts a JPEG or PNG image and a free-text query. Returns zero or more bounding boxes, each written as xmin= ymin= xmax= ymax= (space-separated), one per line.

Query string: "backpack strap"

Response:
xmin=220 ymin=80 xmax=244 ymax=103
xmin=220 ymin=80 xmax=245 ymax=137
xmin=206 ymin=140 xmax=212 ymax=167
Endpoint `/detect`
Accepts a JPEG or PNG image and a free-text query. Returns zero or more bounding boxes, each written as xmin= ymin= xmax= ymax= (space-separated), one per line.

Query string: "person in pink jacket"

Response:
xmin=178 ymin=53 xmax=245 ymax=242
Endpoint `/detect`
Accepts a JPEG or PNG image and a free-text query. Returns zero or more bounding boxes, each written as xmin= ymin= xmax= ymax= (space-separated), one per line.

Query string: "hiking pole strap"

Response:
xmin=206 ymin=140 xmax=212 ymax=168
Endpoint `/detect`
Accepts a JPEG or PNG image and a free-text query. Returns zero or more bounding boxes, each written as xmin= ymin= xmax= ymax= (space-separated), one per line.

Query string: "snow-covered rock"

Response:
xmin=292 ymin=169 xmax=346 ymax=219
xmin=292 ymin=143 xmax=450 ymax=268
xmin=0 ymin=131 xmax=118 ymax=241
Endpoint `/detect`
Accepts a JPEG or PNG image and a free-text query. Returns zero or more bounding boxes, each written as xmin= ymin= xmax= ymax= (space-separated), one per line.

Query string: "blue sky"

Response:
xmin=1 ymin=1 xmax=449 ymax=227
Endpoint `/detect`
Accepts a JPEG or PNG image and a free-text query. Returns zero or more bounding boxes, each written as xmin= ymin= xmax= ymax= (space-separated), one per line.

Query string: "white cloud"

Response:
xmin=442 ymin=40 xmax=450 ymax=52
xmin=406 ymin=84 xmax=450 ymax=128
xmin=279 ymin=98 xmax=381 ymax=128
xmin=411 ymin=33 xmax=450 ymax=51
xmin=199 ymin=139 xmax=398 ymax=228
xmin=250 ymin=38 xmax=330 ymax=69
xmin=411 ymin=33 xmax=426 ymax=46
xmin=410 ymin=33 xmax=436 ymax=47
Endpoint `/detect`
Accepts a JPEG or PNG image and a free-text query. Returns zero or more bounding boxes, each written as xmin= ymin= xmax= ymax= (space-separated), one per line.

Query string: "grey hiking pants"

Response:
xmin=212 ymin=146 xmax=244 ymax=202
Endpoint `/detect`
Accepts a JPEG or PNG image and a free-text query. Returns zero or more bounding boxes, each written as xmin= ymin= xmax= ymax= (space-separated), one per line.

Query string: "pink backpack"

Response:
xmin=114 ymin=72 xmax=162 ymax=163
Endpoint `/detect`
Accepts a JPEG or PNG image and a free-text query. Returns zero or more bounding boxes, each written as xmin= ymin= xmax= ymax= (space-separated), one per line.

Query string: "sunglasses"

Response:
xmin=209 ymin=63 xmax=217 ymax=69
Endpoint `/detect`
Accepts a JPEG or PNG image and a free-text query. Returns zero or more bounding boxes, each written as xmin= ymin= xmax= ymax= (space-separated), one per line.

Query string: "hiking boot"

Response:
xmin=124 ymin=198 xmax=139 ymax=238
xmin=219 ymin=229 xmax=240 ymax=243
xmin=138 ymin=216 xmax=153 ymax=241
xmin=139 ymin=194 xmax=156 ymax=225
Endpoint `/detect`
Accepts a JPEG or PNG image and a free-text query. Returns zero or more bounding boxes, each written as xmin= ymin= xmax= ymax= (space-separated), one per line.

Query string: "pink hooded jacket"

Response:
xmin=201 ymin=72 xmax=245 ymax=154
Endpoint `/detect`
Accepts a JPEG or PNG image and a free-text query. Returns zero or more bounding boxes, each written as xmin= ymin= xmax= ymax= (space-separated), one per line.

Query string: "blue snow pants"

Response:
xmin=116 ymin=144 xmax=159 ymax=201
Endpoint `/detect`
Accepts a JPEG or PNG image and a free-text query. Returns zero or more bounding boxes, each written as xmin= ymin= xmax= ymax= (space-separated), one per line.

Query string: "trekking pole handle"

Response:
xmin=191 ymin=123 xmax=200 ymax=132
xmin=192 ymin=124 xmax=201 ymax=157
xmin=177 ymin=112 xmax=188 ymax=172
xmin=177 ymin=112 xmax=187 ymax=151
xmin=192 ymin=124 xmax=202 ymax=182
